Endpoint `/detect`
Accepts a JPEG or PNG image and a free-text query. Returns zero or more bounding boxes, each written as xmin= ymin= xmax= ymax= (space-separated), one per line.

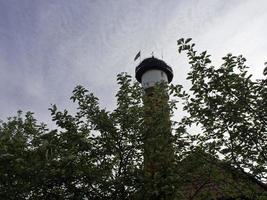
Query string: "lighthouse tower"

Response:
xmin=135 ymin=56 xmax=175 ymax=199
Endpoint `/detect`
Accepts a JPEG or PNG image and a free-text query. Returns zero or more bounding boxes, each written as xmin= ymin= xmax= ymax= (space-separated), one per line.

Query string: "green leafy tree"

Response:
xmin=0 ymin=39 xmax=267 ymax=199
xmin=177 ymin=38 xmax=267 ymax=182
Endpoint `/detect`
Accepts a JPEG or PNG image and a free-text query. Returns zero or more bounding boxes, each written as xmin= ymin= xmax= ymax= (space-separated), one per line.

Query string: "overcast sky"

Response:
xmin=0 ymin=0 xmax=267 ymax=126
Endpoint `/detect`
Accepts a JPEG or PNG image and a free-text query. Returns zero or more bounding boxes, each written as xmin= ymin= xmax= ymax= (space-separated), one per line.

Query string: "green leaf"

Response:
xmin=185 ymin=38 xmax=192 ymax=44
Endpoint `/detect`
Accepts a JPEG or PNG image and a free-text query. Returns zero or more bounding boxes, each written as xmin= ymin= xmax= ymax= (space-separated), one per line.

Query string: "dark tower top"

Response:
xmin=135 ymin=57 xmax=173 ymax=83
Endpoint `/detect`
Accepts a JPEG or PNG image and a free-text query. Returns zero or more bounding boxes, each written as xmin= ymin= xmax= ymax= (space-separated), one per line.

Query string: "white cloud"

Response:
xmin=0 ymin=0 xmax=266 ymax=125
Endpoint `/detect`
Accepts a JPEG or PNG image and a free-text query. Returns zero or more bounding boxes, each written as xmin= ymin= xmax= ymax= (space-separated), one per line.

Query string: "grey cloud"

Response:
xmin=0 ymin=0 xmax=266 ymax=126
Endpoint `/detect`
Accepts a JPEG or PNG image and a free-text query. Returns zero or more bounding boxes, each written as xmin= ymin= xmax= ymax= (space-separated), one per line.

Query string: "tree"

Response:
xmin=177 ymin=38 xmax=267 ymax=182
xmin=0 ymin=38 xmax=266 ymax=199
xmin=0 ymin=74 xmax=146 ymax=200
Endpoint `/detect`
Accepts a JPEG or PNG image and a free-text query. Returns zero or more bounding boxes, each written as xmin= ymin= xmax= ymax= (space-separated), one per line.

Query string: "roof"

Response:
xmin=178 ymin=149 xmax=267 ymax=199
xmin=135 ymin=57 xmax=173 ymax=83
